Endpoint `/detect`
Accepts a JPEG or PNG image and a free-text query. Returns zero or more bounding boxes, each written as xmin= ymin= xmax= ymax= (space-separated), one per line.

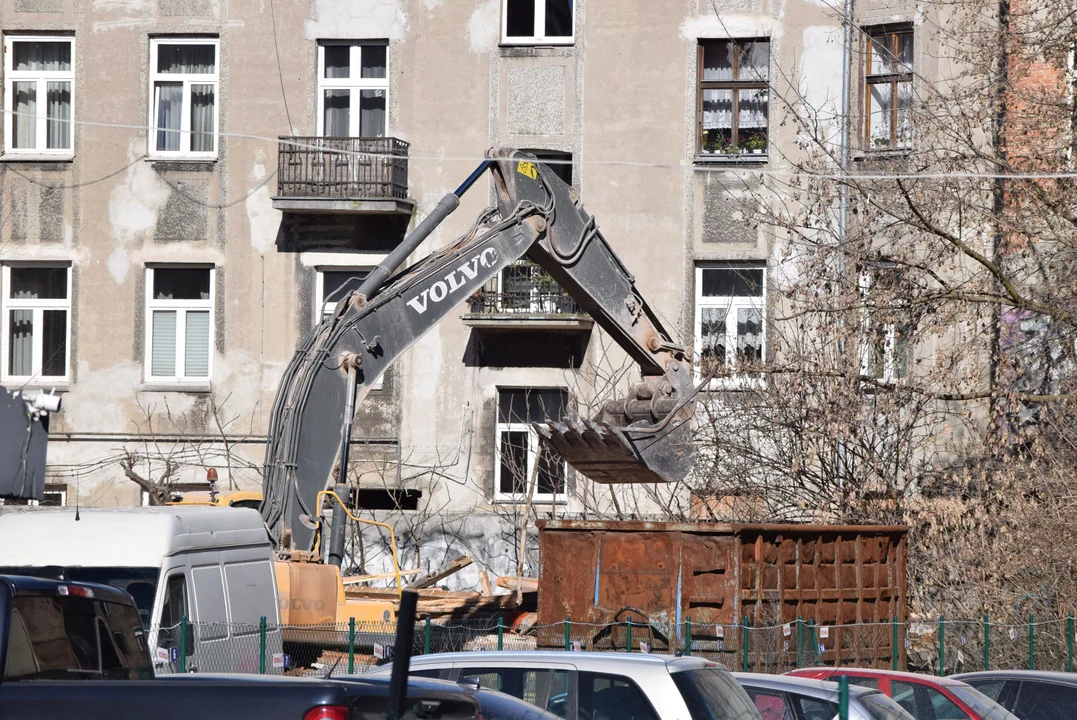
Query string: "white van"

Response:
xmin=0 ymin=506 xmax=282 ymax=674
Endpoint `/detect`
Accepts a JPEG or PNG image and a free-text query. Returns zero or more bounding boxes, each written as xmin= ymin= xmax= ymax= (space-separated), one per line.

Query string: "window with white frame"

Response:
xmin=316 ymin=268 xmax=384 ymax=390
xmin=317 ymin=42 xmax=388 ymax=137
xmin=0 ymin=482 xmax=67 ymax=506
xmin=502 ymin=0 xmax=574 ymax=45
xmin=859 ymin=267 xmax=909 ymax=383
xmin=3 ymin=36 xmax=74 ymax=155
xmin=149 ymin=38 xmax=218 ymax=157
xmin=694 ymin=265 xmax=765 ymax=382
xmin=494 ymin=388 xmax=567 ymax=502
xmin=145 ymin=266 xmax=213 ymax=383
xmin=2 ymin=265 xmax=70 ymax=383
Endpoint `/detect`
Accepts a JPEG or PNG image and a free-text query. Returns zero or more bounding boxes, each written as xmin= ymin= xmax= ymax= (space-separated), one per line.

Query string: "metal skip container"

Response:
xmin=537 ymin=520 xmax=908 ymax=667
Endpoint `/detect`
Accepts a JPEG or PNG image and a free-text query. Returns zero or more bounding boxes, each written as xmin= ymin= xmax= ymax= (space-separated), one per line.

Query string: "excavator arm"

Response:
xmin=262 ymin=148 xmax=697 ymax=557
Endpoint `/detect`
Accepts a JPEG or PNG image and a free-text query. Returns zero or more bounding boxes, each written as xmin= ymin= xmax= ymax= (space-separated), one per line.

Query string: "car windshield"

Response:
xmin=950 ymin=685 xmax=1021 ymax=720
xmin=0 ymin=566 xmax=159 ymax=628
xmin=671 ymin=668 xmax=762 ymax=720
xmin=859 ymin=692 xmax=915 ymax=720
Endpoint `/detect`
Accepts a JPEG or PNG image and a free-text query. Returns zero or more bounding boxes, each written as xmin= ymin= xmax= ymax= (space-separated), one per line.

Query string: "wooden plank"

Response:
xmin=342 ymin=568 xmax=422 ymax=585
xmin=496 ymin=576 xmax=538 ymax=593
xmin=479 ymin=570 xmax=493 ymax=597
xmin=406 ymin=555 xmax=473 ymax=589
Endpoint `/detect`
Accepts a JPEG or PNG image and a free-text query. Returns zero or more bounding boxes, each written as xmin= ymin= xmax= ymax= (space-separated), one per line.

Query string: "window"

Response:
xmin=745 ymin=690 xmax=795 ymax=720
xmin=144 ymin=266 xmax=213 ymax=383
xmin=694 ymin=265 xmax=765 ymax=383
xmin=698 ymin=39 xmax=769 ymax=157
xmin=578 ymin=672 xmax=661 ymax=720
xmin=502 ymin=0 xmax=574 ymax=45
xmin=793 ymin=696 xmax=839 ymax=720
xmin=149 ymin=38 xmax=218 ymax=157
xmin=0 ymin=482 xmax=68 ymax=506
xmin=156 ymin=572 xmax=192 ymax=657
xmin=889 ymin=680 xmax=921 ymax=717
xmin=453 ymin=667 xmax=568 ymax=708
xmin=671 ymin=668 xmax=761 ymax=720
xmin=316 ymin=268 xmax=383 ymax=390
xmin=318 ymin=42 xmax=388 ymax=137
xmin=843 ymin=676 xmax=881 ymax=690
xmin=859 ymin=267 xmax=909 ymax=384
xmin=864 ymin=27 xmax=912 ymax=150
xmin=495 ymin=388 xmax=567 ymax=502
xmin=2 ymin=265 xmax=70 ymax=383
xmin=4 ymin=36 xmax=74 ymax=156
xmin=924 ymin=687 xmax=968 ymax=720
xmin=5 ymin=594 xmax=151 ymax=681
xmin=1011 ymin=681 xmax=1077 ymax=720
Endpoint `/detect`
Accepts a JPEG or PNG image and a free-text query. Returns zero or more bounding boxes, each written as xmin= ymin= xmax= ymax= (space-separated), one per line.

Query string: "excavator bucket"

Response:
xmin=535 ymin=412 xmax=695 ymax=485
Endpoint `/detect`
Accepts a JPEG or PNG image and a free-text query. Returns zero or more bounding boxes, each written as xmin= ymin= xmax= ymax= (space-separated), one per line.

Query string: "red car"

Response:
xmin=786 ymin=668 xmax=1019 ymax=720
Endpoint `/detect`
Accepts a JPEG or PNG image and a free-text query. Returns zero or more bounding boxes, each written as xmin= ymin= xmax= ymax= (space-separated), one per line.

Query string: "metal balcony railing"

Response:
xmin=277 ymin=136 xmax=409 ymax=200
xmin=466 ymin=288 xmax=582 ymax=316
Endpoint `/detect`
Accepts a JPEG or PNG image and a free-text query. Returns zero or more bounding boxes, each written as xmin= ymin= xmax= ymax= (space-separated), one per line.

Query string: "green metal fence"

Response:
xmin=153 ymin=615 xmax=1077 ymax=677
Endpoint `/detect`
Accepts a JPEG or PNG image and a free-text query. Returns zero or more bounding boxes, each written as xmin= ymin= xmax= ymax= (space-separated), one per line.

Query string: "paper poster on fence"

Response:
xmin=639 ymin=642 xmax=652 ymax=654
xmin=783 ymin=624 xmax=792 ymax=637
xmin=572 ymin=641 xmax=583 ymax=652
xmin=374 ymin=643 xmax=393 ymax=660
xmin=716 ymin=626 xmax=725 ymax=639
xmin=272 ymin=653 xmax=290 ymax=669
xmin=819 ymin=626 xmax=830 ymax=639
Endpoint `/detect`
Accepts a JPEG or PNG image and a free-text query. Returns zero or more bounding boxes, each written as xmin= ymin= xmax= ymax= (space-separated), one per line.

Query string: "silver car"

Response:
xmin=735 ymin=673 xmax=915 ymax=720
xmin=366 ymin=651 xmax=762 ymax=720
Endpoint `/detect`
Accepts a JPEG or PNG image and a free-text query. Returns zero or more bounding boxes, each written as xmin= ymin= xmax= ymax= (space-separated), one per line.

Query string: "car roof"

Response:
xmin=376 ymin=651 xmax=721 ymax=673
xmin=792 ymin=667 xmax=967 ymax=687
xmin=0 ymin=573 xmax=135 ymax=605
xmin=735 ymin=672 xmax=876 ymax=699
xmin=951 ymin=670 xmax=1077 ymax=685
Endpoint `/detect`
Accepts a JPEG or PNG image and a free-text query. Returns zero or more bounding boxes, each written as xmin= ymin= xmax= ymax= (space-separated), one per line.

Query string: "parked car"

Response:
xmin=787 ymin=668 xmax=1018 ymax=720
xmin=951 ymin=670 xmax=1077 ymax=720
xmin=735 ymin=673 xmax=915 ymax=720
xmin=334 ymin=675 xmax=560 ymax=720
xmin=0 ymin=506 xmax=283 ymax=674
xmin=365 ymin=650 xmax=762 ymax=720
xmin=0 ymin=574 xmax=371 ymax=720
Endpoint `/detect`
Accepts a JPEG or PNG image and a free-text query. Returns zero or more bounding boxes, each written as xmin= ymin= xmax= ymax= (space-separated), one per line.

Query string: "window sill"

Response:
xmin=2 ymin=382 xmax=70 ymax=394
xmin=492 ymin=497 xmax=567 ymax=506
xmin=0 ymin=154 xmax=74 ymax=163
xmin=694 ymin=153 xmax=768 ymax=166
xmin=139 ymin=382 xmax=212 ymax=393
xmin=854 ymin=149 xmax=911 ymax=161
xmin=147 ymin=157 xmax=218 ymax=169
xmin=499 ymin=40 xmax=574 ymax=48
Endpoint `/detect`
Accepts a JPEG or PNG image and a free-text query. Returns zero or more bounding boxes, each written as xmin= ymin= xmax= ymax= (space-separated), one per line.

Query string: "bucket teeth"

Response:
xmin=534 ymin=416 xmax=693 ymax=485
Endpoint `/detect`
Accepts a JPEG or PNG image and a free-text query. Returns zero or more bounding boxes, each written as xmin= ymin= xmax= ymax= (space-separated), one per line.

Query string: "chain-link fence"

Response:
xmin=152 ymin=615 xmax=1077 ymax=677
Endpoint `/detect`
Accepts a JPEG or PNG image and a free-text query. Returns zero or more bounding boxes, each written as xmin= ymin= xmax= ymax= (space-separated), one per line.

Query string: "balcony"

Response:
xmin=273 ymin=136 xmax=414 ymax=215
xmin=461 ymin=261 xmax=593 ymax=330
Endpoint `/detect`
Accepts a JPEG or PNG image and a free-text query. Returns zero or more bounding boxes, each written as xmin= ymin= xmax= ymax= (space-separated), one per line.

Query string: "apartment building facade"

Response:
xmin=0 ymin=0 xmax=945 ymax=575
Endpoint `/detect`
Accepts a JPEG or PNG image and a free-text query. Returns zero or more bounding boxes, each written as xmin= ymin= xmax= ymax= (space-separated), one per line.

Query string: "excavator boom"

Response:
xmin=262 ymin=148 xmax=697 ymax=555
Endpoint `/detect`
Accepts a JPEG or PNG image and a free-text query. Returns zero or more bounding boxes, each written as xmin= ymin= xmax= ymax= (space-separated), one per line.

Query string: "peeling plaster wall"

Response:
xmin=0 ymin=0 xmax=910 ymax=575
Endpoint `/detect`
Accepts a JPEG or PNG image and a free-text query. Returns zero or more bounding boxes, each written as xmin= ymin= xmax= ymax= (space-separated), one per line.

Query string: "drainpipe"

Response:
xmin=836 ymin=0 xmax=855 ymax=487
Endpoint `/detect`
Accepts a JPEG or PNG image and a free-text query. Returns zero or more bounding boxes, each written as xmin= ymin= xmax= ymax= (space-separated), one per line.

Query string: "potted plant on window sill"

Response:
xmin=744 ymin=136 xmax=766 ymax=155
xmin=703 ymin=136 xmax=724 ymax=155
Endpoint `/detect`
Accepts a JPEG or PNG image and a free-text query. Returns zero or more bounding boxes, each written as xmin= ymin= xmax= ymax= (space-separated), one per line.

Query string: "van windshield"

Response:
xmin=0 ymin=567 xmax=159 ymax=628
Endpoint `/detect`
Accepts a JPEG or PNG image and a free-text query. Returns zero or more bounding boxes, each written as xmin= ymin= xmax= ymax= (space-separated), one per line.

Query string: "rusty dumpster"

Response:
xmin=536 ymin=520 xmax=907 ymax=669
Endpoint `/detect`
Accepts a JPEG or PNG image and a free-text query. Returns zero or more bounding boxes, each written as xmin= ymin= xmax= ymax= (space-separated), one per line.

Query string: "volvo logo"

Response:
xmin=406 ymin=248 xmax=499 ymax=315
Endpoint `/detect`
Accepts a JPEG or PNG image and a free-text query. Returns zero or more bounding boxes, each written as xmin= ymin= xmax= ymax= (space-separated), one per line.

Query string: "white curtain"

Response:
xmin=702 ymin=89 xmax=732 ymax=131
xmin=14 ymin=41 xmax=70 ymax=72
xmin=47 ymin=81 xmax=71 ymax=150
xmin=8 ymin=310 xmax=32 ymax=376
xmin=738 ymin=89 xmax=768 ymax=130
xmin=324 ymin=45 xmax=350 ymax=78
xmin=12 ymin=81 xmax=36 ymax=150
xmin=155 ymin=83 xmax=183 ymax=152
xmin=158 ymin=45 xmax=215 ymax=74
xmin=737 ymin=308 xmax=763 ymax=362
xmin=190 ymin=84 xmax=214 ymax=153
xmin=323 ymin=90 xmax=350 ymax=137
xmin=359 ymin=90 xmax=385 ymax=137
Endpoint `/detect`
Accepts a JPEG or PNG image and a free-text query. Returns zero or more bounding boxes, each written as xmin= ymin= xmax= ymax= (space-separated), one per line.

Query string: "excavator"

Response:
xmin=261 ymin=147 xmax=701 ymax=629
